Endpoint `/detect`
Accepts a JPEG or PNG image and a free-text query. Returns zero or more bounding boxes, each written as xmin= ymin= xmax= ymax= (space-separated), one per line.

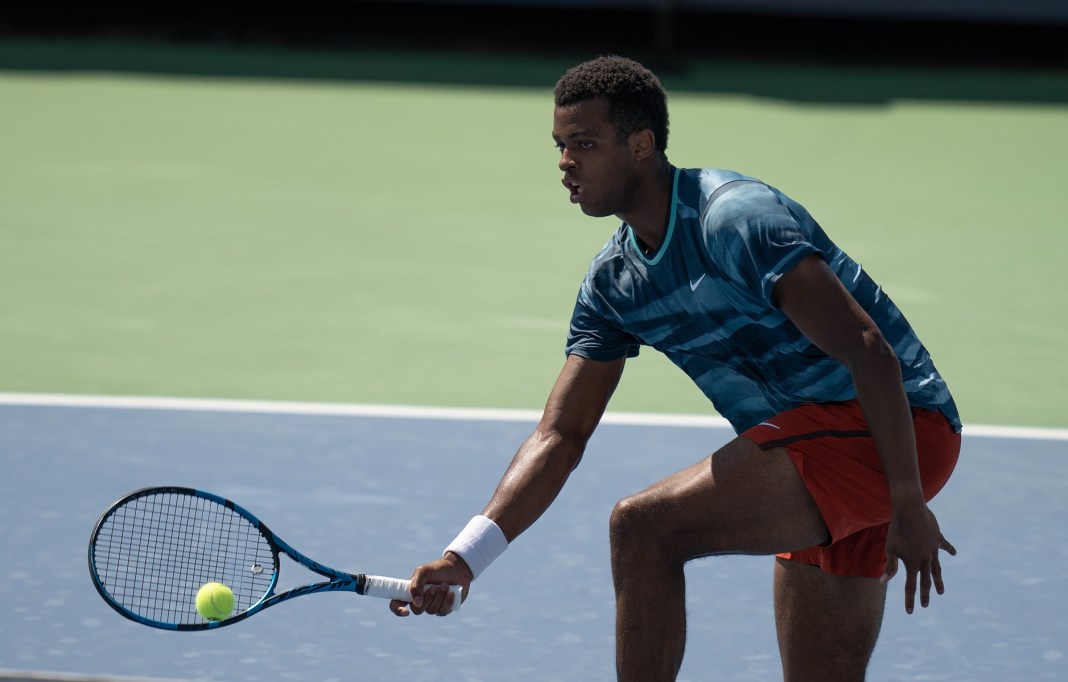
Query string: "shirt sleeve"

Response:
xmin=706 ymin=182 xmax=823 ymax=305
xmin=564 ymin=281 xmax=641 ymax=361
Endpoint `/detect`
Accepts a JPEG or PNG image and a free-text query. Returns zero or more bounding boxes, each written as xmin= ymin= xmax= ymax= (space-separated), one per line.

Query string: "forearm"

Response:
xmin=481 ymin=426 xmax=586 ymax=542
xmin=442 ymin=354 xmax=621 ymax=580
xmin=441 ymin=427 xmax=585 ymax=581
xmin=849 ymin=336 xmax=925 ymax=508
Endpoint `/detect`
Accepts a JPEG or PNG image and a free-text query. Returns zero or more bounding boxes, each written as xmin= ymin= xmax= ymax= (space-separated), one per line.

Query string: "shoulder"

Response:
xmin=676 ymin=168 xmax=757 ymax=210
xmin=674 ymin=169 xmax=797 ymax=237
xmin=675 ymin=169 xmax=798 ymax=248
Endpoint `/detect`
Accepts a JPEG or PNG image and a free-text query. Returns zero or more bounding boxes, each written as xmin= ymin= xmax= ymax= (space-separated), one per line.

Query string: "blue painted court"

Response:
xmin=0 ymin=397 xmax=1065 ymax=681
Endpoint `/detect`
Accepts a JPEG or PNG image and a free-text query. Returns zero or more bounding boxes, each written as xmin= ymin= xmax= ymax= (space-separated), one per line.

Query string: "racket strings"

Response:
xmin=92 ymin=491 xmax=275 ymax=625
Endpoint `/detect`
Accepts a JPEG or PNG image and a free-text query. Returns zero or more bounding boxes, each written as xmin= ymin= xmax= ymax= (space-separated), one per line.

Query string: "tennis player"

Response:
xmin=390 ymin=55 xmax=962 ymax=681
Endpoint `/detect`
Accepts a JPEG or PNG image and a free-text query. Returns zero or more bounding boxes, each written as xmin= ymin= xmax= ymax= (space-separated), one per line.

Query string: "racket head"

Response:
xmin=88 ymin=486 xmax=279 ymax=630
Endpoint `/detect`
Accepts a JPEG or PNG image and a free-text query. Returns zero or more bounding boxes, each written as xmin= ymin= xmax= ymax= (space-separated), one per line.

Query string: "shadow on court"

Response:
xmin=0 ymin=402 xmax=1064 ymax=681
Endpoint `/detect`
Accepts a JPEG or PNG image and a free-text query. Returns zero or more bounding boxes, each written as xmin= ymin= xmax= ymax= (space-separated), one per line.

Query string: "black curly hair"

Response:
xmin=554 ymin=55 xmax=669 ymax=154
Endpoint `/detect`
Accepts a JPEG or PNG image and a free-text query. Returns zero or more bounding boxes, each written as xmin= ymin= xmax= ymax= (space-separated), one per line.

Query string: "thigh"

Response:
xmin=619 ymin=436 xmax=831 ymax=560
xmin=745 ymin=401 xmax=961 ymax=578
xmin=746 ymin=401 xmax=960 ymax=543
xmin=774 ymin=558 xmax=886 ymax=682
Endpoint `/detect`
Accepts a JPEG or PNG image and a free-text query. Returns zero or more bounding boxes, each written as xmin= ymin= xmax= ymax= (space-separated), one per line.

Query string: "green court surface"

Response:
xmin=2 ymin=40 xmax=1067 ymax=428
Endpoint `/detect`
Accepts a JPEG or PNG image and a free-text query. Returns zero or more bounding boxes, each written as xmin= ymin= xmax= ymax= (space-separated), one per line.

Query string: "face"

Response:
xmin=552 ymin=97 xmax=642 ymax=219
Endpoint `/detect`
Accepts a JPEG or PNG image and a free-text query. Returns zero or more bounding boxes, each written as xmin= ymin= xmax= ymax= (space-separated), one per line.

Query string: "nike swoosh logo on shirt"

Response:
xmin=689 ymin=274 xmax=706 ymax=291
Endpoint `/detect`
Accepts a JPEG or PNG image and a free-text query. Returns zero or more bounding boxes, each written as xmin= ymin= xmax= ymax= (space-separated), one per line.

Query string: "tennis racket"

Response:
xmin=88 ymin=486 xmax=461 ymax=630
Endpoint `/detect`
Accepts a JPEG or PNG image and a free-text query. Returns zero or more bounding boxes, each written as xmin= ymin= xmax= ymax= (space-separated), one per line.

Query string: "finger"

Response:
xmin=389 ymin=599 xmax=411 ymax=617
xmin=409 ymin=574 xmax=426 ymax=609
xmin=421 ymin=584 xmax=446 ymax=615
xmin=435 ymin=584 xmax=457 ymax=617
xmin=430 ymin=583 xmax=459 ymax=617
xmin=406 ymin=595 xmax=428 ymax=616
xmin=932 ymin=555 xmax=946 ymax=596
xmin=903 ymin=566 xmax=917 ymax=614
xmin=919 ymin=561 xmax=933 ymax=609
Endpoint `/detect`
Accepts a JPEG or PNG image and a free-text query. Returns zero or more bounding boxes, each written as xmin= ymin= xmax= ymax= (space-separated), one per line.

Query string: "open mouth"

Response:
xmin=563 ymin=178 xmax=582 ymax=203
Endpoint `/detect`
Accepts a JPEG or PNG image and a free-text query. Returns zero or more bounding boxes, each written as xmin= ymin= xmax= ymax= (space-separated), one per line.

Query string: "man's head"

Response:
xmin=553 ymin=55 xmax=669 ymax=155
xmin=552 ymin=56 xmax=671 ymax=220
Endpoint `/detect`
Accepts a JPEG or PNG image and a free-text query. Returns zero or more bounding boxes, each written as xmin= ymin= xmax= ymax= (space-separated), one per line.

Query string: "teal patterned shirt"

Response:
xmin=565 ymin=167 xmax=961 ymax=434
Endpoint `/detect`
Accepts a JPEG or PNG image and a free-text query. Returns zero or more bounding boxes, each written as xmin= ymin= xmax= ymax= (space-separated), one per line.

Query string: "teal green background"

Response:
xmin=2 ymin=42 xmax=1066 ymax=427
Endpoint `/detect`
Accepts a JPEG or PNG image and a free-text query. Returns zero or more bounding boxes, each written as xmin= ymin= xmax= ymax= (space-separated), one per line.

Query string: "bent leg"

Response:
xmin=610 ymin=436 xmax=829 ymax=682
xmin=774 ymin=558 xmax=886 ymax=682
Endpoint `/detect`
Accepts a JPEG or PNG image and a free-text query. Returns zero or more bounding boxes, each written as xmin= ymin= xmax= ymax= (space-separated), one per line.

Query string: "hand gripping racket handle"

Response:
xmin=361 ymin=575 xmax=463 ymax=612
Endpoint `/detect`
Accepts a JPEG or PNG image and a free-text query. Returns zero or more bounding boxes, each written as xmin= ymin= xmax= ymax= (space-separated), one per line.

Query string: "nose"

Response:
xmin=558 ymin=148 xmax=575 ymax=172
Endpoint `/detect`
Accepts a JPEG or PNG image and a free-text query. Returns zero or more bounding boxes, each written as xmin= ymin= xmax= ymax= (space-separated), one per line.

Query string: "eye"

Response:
xmin=553 ymin=140 xmax=595 ymax=153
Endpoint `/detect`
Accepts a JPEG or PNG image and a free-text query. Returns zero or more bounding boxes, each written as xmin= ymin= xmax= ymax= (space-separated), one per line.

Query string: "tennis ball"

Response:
xmin=195 ymin=582 xmax=235 ymax=621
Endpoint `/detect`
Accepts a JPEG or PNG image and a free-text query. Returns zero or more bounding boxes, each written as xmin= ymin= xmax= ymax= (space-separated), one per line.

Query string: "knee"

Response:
xmin=609 ymin=493 xmax=663 ymax=558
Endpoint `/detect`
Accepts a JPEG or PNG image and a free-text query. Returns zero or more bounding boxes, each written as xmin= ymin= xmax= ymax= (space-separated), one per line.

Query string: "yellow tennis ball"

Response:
xmin=195 ymin=582 xmax=235 ymax=621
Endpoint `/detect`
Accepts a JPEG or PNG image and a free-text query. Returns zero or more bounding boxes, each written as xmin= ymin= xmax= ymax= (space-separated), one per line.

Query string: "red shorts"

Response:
xmin=741 ymin=400 xmax=960 ymax=578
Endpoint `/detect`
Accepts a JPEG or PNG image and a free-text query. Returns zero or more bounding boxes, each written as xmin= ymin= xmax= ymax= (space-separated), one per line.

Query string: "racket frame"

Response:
xmin=88 ymin=486 xmax=436 ymax=631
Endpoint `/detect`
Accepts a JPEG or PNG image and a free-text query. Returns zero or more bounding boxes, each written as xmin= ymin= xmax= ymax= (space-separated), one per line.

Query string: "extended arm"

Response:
xmin=773 ymin=254 xmax=956 ymax=613
xmin=390 ymin=353 xmax=625 ymax=616
xmin=481 ymin=353 xmax=625 ymax=540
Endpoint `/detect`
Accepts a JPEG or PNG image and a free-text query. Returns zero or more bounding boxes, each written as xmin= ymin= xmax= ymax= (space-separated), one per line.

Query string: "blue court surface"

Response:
xmin=0 ymin=396 xmax=1065 ymax=681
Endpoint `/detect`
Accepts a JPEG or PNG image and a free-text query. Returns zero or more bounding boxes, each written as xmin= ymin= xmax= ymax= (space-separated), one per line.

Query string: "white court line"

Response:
xmin=0 ymin=669 xmax=189 ymax=682
xmin=0 ymin=392 xmax=724 ymax=427
xmin=1 ymin=392 xmax=1067 ymax=442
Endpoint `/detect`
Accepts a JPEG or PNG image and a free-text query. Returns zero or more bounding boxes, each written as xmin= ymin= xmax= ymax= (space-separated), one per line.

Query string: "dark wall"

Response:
xmin=2 ymin=1 xmax=1065 ymax=69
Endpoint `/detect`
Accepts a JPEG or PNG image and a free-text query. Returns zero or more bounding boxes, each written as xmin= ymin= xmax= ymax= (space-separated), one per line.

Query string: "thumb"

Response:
xmin=940 ymin=535 xmax=957 ymax=557
xmin=409 ymin=572 xmax=427 ymax=608
xmin=881 ymin=549 xmax=899 ymax=584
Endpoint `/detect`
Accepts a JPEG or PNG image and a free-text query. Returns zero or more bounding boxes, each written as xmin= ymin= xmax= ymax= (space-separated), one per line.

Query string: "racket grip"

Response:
xmin=362 ymin=574 xmax=462 ymax=613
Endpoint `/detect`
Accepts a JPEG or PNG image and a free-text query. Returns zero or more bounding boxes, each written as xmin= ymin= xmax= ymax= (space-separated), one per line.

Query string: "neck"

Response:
xmin=622 ymin=161 xmax=674 ymax=253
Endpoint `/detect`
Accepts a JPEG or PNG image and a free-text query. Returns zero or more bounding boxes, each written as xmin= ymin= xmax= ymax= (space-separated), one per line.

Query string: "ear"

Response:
xmin=630 ymin=128 xmax=657 ymax=161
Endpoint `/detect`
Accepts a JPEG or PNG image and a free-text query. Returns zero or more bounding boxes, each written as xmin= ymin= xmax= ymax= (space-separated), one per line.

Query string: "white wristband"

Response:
xmin=443 ymin=515 xmax=508 ymax=580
